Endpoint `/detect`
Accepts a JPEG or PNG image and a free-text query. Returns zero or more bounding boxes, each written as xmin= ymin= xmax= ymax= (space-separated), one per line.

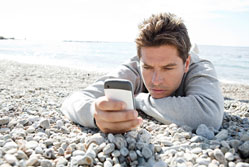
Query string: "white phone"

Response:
xmin=104 ymin=78 xmax=135 ymax=110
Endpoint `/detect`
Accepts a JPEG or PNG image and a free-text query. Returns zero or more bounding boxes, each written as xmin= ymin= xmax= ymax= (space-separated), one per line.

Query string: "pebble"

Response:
xmin=104 ymin=160 xmax=113 ymax=167
xmin=114 ymin=135 xmax=127 ymax=149
xmin=26 ymin=155 xmax=39 ymax=166
xmin=16 ymin=150 xmax=28 ymax=160
xmin=216 ymin=129 xmax=229 ymax=140
xmin=103 ymin=143 xmax=115 ymax=155
xmin=0 ymin=117 xmax=9 ymax=125
xmin=225 ymin=152 xmax=234 ymax=161
xmin=56 ymin=157 xmax=68 ymax=166
xmin=191 ymin=147 xmax=202 ymax=154
xmin=39 ymin=119 xmax=50 ymax=129
xmin=196 ymin=124 xmax=215 ymax=140
xmin=129 ymin=150 xmax=137 ymax=161
xmin=3 ymin=142 xmax=18 ymax=151
xmin=120 ymin=147 xmax=129 ymax=156
xmin=26 ymin=140 xmax=39 ymax=149
xmin=142 ymin=146 xmax=153 ymax=159
xmin=238 ymin=141 xmax=249 ymax=158
xmin=111 ymin=150 xmax=121 ymax=157
xmin=236 ymin=162 xmax=249 ymax=167
xmin=4 ymin=154 xmax=18 ymax=165
xmin=213 ymin=148 xmax=225 ymax=163
xmin=40 ymin=159 xmax=53 ymax=167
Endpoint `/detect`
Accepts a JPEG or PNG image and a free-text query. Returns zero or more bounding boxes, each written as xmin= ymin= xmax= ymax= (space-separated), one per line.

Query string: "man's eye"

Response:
xmin=143 ymin=66 xmax=152 ymax=69
xmin=163 ymin=68 xmax=174 ymax=70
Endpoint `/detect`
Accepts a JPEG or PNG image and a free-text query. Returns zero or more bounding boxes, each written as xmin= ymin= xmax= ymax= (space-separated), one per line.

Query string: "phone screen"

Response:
xmin=104 ymin=79 xmax=134 ymax=110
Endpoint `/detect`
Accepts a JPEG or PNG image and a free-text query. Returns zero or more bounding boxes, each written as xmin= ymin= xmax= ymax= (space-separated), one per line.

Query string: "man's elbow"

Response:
xmin=202 ymin=99 xmax=224 ymax=131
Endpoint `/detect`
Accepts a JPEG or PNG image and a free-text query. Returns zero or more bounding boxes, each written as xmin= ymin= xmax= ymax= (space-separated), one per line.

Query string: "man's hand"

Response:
xmin=94 ymin=96 xmax=143 ymax=133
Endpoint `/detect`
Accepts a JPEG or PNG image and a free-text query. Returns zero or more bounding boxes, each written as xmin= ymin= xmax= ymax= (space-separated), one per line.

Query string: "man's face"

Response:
xmin=140 ymin=45 xmax=190 ymax=99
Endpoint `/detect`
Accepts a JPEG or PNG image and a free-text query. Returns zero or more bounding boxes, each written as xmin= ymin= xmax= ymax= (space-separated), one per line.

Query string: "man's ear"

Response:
xmin=184 ymin=55 xmax=191 ymax=73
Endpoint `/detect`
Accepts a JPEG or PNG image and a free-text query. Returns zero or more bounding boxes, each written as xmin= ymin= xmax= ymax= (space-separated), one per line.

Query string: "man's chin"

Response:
xmin=150 ymin=93 xmax=169 ymax=99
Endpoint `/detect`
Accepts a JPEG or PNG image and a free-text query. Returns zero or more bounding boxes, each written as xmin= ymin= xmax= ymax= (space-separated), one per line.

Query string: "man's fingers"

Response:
xmin=96 ymin=118 xmax=143 ymax=134
xmin=95 ymin=96 xmax=125 ymax=111
xmin=95 ymin=109 xmax=138 ymax=123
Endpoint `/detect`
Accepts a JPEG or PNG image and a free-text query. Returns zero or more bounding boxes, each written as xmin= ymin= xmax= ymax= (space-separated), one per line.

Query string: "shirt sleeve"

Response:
xmin=60 ymin=56 xmax=143 ymax=128
xmin=135 ymin=57 xmax=224 ymax=130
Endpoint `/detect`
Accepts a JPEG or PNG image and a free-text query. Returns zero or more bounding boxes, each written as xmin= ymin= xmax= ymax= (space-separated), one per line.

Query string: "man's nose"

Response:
xmin=152 ymin=71 xmax=162 ymax=85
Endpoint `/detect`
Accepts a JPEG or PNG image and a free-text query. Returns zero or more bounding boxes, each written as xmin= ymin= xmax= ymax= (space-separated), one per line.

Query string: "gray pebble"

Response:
xmin=196 ymin=157 xmax=211 ymax=165
xmin=43 ymin=148 xmax=56 ymax=159
xmin=129 ymin=150 xmax=137 ymax=161
xmin=138 ymin=129 xmax=151 ymax=143
xmin=35 ymin=146 xmax=43 ymax=154
xmin=114 ymin=135 xmax=127 ymax=149
xmin=136 ymin=141 xmax=144 ymax=150
xmin=108 ymin=133 xmax=115 ymax=143
xmin=215 ymin=129 xmax=229 ymax=140
xmin=56 ymin=120 xmax=64 ymax=128
xmin=229 ymin=140 xmax=241 ymax=150
xmin=142 ymin=146 xmax=152 ymax=159
xmin=126 ymin=130 xmax=138 ymax=139
xmin=58 ymin=147 xmax=65 ymax=156
xmin=213 ymin=148 xmax=225 ymax=163
xmin=112 ymin=150 xmax=121 ymax=157
xmin=240 ymin=133 xmax=249 ymax=141
xmin=238 ymin=141 xmax=249 ymax=158
xmin=196 ymin=124 xmax=215 ymax=140
xmin=103 ymin=143 xmax=115 ymax=155
xmin=0 ymin=140 xmax=5 ymax=147
xmin=44 ymin=139 xmax=54 ymax=147
xmin=153 ymin=160 xmax=168 ymax=167
xmin=120 ymin=147 xmax=129 ymax=156
xmin=39 ymin=119 xmax=50 ymax=129
xmin=190 ymin=135 xmax=204 ymax=143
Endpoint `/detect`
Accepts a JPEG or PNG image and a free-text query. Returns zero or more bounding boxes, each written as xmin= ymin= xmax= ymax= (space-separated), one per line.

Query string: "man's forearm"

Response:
xmin=135 ymin=92 xmax=224 ymax=130
xmin=61 ymin=91 xmax=97 ymax=128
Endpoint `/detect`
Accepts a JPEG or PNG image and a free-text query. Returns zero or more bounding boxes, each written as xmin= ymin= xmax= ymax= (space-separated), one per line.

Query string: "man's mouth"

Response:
xmin=151 ymin=89 xmax=166 ymax=94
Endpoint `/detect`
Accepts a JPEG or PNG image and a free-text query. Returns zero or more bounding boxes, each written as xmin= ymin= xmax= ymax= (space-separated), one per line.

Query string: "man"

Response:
xmin=61 ymin=13 xmax=224 ymax=133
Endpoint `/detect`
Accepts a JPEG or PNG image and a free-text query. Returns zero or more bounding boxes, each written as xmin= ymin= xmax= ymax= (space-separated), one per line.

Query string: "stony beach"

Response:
xmin=0 ymin=60 xmax=249 ymax=167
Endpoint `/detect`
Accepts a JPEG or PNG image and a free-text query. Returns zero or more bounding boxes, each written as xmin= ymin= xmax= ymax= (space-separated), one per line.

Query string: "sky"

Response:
xmin=1 ymin=0 xmax=249 ymax=47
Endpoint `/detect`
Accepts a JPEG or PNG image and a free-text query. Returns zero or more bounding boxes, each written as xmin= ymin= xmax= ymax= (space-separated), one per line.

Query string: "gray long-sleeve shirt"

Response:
xmin=61 ymin=51 xmax=224 ymax=130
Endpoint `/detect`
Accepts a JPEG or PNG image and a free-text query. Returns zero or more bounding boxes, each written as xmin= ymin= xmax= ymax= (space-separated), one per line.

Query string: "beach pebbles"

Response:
xmin=0 ymin=60 xmax=249 ymax=166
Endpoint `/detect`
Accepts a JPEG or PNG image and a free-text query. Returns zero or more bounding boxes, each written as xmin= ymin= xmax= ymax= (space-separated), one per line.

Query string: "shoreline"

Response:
xmin=1 ymin=59 xmax=249 ymax=101
xmin=1 ymin=60 xmax=249 ymax=166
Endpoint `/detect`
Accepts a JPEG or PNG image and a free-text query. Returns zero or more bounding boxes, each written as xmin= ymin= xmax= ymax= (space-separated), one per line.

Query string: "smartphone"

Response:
xmin=104 ymin=78 xmax=135 ymax=110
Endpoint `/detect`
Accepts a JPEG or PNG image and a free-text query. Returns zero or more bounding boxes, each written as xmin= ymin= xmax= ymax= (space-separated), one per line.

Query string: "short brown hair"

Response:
xmin=135 ymin=13 xmax=191 ymax=62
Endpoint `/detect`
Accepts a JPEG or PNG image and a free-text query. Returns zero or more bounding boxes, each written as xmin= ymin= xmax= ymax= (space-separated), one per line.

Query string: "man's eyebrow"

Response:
xmin=142 ymin=62 xmax=177 ymax=67
xmin=162 ymin=63 xmax=177 ymax=68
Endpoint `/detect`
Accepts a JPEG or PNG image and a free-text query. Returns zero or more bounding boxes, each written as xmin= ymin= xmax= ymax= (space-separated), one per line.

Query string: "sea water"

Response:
xmin=0 ymin=40 xmax=249 ymax=85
